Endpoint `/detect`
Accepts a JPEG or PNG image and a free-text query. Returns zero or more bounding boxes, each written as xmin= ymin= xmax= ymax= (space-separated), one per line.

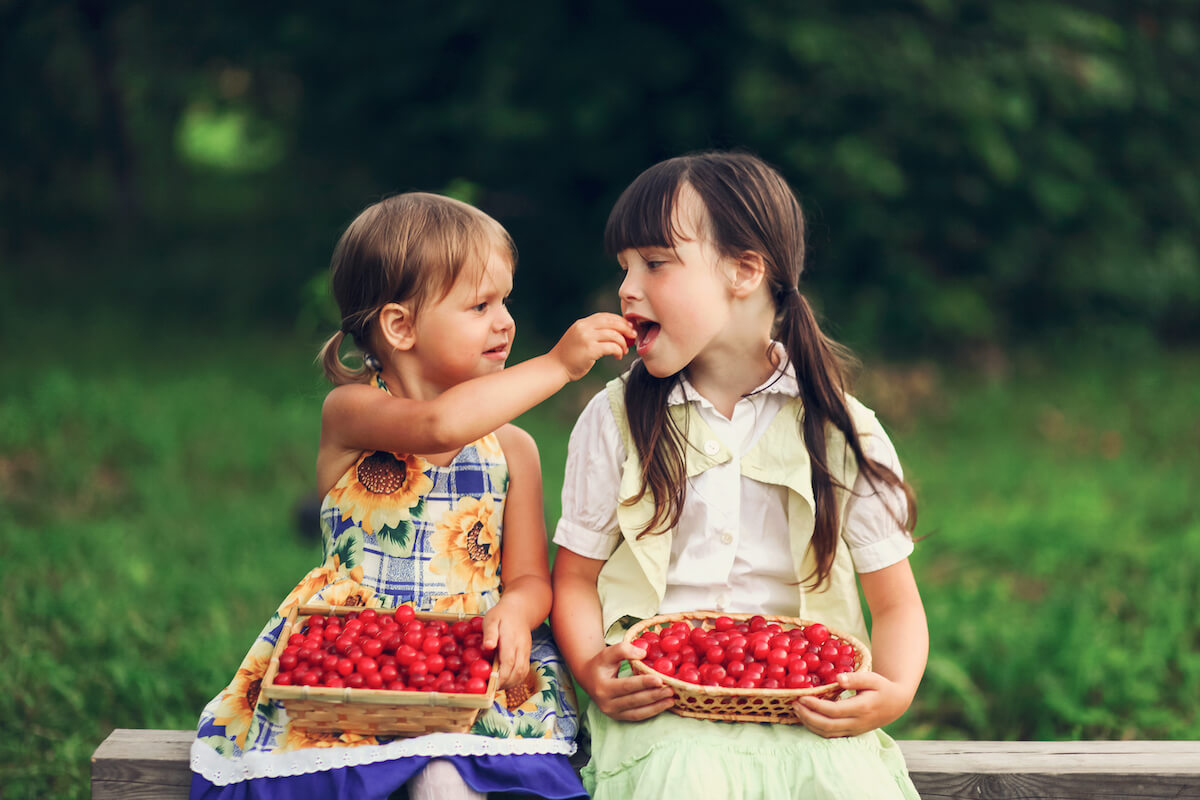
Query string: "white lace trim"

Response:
xmin=191 ymin=734 xmax=576 ymax=786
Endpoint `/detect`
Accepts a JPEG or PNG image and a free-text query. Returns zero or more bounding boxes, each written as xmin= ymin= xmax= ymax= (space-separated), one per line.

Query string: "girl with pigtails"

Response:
xmin=552 ymin=152 xmax=927 ymax=799
xmin=192 ymin=192 xmax=634 ymax=800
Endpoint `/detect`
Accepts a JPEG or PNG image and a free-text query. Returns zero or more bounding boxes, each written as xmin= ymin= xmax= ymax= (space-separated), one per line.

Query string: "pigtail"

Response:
xmin=776 ymin=289 xmax=917 ymax=589
xmin=622 ymin=363 xmax=688 ymax=538
xmin=318 ymin=329 xmax=373 ymax=386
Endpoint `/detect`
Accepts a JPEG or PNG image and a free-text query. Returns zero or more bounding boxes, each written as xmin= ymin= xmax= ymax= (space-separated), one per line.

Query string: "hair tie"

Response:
xmin=777 ymin=285 xmax=801 ymax=301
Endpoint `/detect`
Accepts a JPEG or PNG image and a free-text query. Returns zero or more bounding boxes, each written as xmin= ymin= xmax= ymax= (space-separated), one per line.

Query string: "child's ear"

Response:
xmin=378 ymin=303 xmax=416 ymax=351
xmin=729 ymin=251 xmax=767 ymax=297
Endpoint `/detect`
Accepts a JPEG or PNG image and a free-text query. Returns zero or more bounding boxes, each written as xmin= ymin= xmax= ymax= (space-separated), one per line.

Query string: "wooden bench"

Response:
xmin=92 ymin=729 xmax=1200 ymax=799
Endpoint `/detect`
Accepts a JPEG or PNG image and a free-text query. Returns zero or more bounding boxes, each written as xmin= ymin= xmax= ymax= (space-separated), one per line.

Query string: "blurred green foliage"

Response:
xmin=3 ymin=1 xmax=1198 ymax=353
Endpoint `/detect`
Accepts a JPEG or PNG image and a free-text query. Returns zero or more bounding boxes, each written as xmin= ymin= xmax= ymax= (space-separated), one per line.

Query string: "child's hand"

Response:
xmin=790 ymin=670 xmax=913 ymax=738
xmin=580 ymin=641 xmax=675 ymax=722
xmin=550 ymin=313 xmax=636 ymax=381
xmin=482 ymin=605 xmax=532 ymax=690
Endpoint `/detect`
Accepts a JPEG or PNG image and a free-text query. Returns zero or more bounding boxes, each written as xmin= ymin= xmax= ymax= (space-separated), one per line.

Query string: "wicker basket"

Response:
xmin=623 ymin=611 xmax=871 ymax=724
xmin=262 ymin=604 xmax=498 ymax=737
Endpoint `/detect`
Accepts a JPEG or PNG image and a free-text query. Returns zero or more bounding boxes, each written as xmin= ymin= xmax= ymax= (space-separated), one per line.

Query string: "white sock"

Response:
xmin=407 ymin=758 xmax=486 ymax=800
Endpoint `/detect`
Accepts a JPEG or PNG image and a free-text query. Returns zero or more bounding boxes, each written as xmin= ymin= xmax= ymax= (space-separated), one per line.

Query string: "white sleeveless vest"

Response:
xmin=596 ymin=375 xmax=878 ymax=645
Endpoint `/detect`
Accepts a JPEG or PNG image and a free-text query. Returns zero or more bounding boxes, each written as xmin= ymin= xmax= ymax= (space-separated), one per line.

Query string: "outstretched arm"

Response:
xmin=551 ymin=548 xmax=675 ymax=721
xmin=323 ymin=313 xmax=635 ymax=457
xmin=791 ymin=558 xmax=927 ymax=737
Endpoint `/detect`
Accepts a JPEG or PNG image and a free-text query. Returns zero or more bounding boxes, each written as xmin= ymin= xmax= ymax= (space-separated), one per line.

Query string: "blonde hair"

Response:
xmin=317 ymin=192 xmax=517 ymax=384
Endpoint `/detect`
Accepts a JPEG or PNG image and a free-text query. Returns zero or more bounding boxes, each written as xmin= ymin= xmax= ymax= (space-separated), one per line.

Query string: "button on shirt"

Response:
xmin=554 ymin=365 xmax=914 ymax=618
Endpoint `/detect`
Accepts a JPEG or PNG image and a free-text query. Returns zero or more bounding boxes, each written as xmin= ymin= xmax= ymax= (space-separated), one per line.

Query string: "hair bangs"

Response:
xmin=604 ymin=160 xmax=693 ymax=255
xmin=408 ymin=198 xmax=517 ymax=310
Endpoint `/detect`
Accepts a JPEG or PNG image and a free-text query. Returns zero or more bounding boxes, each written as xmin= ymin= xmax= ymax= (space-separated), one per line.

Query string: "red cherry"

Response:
xmin=767 ymin=648 xmax=790 ymax=668
xmin=395 ymin=645 xmax=418 ymax=666
xmin=784 ymin=673 xmax=809 ymax=689
xmin=804 ymin=623 xmax=830 ymax=646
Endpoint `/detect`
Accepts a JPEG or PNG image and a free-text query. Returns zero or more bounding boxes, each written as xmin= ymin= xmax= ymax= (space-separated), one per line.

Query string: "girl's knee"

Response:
xmin=408 ymin=758 xmax=485 ymax=800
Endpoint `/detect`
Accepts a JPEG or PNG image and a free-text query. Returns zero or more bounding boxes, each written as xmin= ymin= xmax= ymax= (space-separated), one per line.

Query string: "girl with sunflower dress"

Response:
xmin=190 ymin=192 xmax=636 ymax=800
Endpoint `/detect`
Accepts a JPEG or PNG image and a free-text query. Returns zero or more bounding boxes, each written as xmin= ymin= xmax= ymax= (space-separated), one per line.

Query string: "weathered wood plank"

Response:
xmin=91 ymin=730 xmax=1200 ymax=800
xmin=91 ymin=729 xmax=192 ymax=800
xmin=899 ymin=740 xmax=1200 ymax=800
xmin=899 ymin=739 xmax=1200 ymax=773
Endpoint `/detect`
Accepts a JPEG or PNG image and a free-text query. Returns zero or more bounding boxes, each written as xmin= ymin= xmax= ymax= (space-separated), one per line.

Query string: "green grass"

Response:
xmin=1 ymin=315 xmax=1197 ymax=798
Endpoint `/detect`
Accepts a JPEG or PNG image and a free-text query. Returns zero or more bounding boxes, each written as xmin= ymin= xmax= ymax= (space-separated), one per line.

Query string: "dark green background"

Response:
xmin=5 ymin=1 xmax=1197 ymax=353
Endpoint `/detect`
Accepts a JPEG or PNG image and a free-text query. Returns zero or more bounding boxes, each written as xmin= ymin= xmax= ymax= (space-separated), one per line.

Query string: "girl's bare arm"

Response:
xmin=323 ymin=313 xmax=633 ymax=457
xmin=792 ymin=558 xmax=928 ymax=737
xmin=484 ymin=424 xmax=553 ymax=688
xmin=551 ymin=548 xmax=675 ymax=721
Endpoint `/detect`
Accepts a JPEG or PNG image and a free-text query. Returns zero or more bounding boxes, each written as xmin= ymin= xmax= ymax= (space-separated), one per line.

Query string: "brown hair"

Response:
xmin=317 ymin=192 xmax=517 ymax=384
xmin=604 ymin=151 xmax=916 ymax=589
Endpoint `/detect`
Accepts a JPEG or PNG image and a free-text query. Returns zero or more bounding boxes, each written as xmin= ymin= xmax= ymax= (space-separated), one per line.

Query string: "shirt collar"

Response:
xmin=666 ymin=344 xmax=799 ymax=408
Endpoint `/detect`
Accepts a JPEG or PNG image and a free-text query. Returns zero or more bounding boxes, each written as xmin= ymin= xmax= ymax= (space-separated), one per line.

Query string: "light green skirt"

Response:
xmin=581 ymin=703 xmax=920 ymax=800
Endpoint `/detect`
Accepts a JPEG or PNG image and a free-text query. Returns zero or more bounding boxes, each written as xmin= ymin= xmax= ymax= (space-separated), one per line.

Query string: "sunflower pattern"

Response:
xmin=324 ymin=450 xmax=434 ymax=548
xmin=430 ymin=495 xmax=501 ymax=596
xmin=192 ymin=399 xmax=580 ymax=796
xmin=207 ymin=634 xmax=277 ymax=750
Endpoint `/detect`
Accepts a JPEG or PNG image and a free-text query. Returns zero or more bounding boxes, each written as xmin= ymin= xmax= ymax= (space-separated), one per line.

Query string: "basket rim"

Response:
xmin=261 ymin=603 xmax=499 ymax=709
xmin=622 ymin=610 xmax=871 ymax=699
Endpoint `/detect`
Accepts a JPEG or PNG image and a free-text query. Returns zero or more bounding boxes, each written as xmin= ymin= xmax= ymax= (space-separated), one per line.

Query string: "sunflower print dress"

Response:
xmin=190 ymin=387 xmax=584 ymax=799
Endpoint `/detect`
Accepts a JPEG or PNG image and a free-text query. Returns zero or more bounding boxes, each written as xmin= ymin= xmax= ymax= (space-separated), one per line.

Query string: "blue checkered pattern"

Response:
xmin=320 ymin=441 xmax=505 ymax=611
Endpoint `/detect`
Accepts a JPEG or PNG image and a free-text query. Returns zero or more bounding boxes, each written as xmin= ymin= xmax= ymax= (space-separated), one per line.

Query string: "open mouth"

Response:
xmin=484 ymin=343 xmax=509 ymax=358
xmin=628 ymin=318 xmax=660 ymax=355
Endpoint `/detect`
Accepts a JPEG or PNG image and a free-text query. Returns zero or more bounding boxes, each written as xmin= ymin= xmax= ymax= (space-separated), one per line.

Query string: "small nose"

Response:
xmin=496 ymin=304 xmax=515 ymax=331
xmin=618 ymin=269 xmax=640 ymax=303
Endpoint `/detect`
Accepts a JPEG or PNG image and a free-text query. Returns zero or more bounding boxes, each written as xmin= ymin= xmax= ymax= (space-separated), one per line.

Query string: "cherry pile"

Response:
xmin=271 ymin=607 xmax=494 ymax=694
xmin=631 ymin=615 xmax=859 ymax=690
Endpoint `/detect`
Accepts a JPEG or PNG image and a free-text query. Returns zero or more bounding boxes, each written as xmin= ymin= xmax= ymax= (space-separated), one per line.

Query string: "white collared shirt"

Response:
xmin=553 ymin=365 xmax=914 ymax=618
